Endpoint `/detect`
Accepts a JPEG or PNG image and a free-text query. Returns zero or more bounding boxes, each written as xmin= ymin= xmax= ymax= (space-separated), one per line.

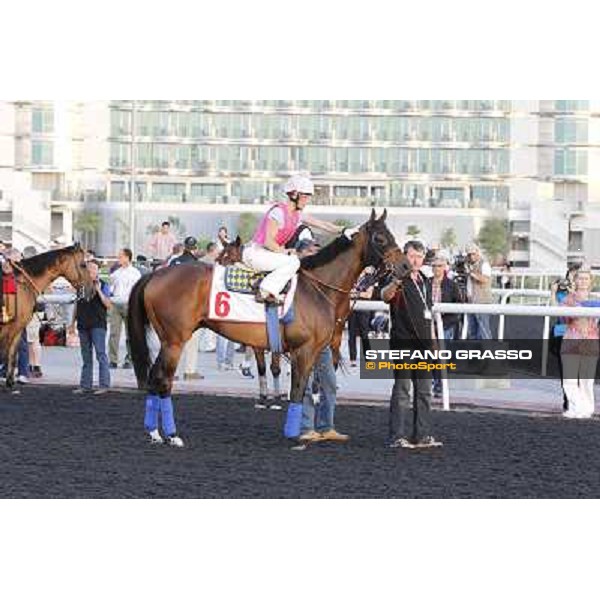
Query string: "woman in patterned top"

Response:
xmin=560 ymin=267 xmax=599 ymax=419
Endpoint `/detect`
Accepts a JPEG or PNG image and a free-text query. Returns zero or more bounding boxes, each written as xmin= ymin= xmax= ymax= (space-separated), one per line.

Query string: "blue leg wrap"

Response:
xmin=144 ymin=394 xmax=160 ymax=432
xmin=159 ymin=396 xmax=176 ymax=436
xmin=283 ymin=402 xmax=303 ymax=439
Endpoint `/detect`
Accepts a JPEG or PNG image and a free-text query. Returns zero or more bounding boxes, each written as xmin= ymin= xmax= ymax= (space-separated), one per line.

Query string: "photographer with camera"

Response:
xmin=464 ymin=242 xmax=493 ymax=340
xmin=550 ymin=264 xmax=580 ymax=411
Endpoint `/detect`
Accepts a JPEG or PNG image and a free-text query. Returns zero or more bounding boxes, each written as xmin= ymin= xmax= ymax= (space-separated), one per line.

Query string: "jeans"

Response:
xmin=301 ymin=347 xmax=337 ymax=433
xmin=216 ymin=335 xmax=235 ymax=367
xmin=18 ymin=330 xmax=29 ymax=377
xmin=78 ymin=327 xmax=110 ymax=389
xmin=108 ymin=303 xmax=131 ymax=365
xmin=389 ymin=364 xmax=432 ymax=443
xmin=468 ymin=313 xmax=492 ymax=340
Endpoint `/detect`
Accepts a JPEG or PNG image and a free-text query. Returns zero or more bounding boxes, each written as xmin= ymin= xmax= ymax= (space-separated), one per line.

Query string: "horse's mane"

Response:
xmin=300 ymin=235 xmax=354 ymax=270
xmin=20 ymin=246 xmax=77 ymax=277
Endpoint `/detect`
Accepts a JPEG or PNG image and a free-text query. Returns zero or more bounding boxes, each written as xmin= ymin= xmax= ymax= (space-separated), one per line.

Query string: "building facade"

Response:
xmin=1 ymin=100 xmax=599 ymax=269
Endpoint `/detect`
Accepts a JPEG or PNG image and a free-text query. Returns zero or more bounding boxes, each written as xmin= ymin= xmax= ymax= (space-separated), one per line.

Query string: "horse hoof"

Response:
xmin=269 ymin=402 xmax=283 ymax=411
xmin=167 ymin=435 xmax=185 ymax=448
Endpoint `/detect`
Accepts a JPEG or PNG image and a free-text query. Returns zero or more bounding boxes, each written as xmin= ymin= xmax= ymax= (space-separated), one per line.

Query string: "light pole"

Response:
xmin=129 ymin=99 xmax=136 ymax=254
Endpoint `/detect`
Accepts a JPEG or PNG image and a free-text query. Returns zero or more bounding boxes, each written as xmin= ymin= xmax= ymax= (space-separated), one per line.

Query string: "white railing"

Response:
xmin=354 ymin=299 xmax=600 ymax=412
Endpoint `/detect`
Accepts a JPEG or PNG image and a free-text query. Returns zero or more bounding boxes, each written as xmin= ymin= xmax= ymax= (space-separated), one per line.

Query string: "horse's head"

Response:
xmin=217 ymin=236 xmax=243 ymax=266
xmin=357 ymin=209 xmax=411 ymax=281
xmin=59 ymin=242 xmax=95 ymax=301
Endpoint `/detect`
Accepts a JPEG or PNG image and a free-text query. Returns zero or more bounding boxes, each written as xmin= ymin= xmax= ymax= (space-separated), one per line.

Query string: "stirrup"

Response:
xmin=255 ymin=291 xmax=284 ymax=305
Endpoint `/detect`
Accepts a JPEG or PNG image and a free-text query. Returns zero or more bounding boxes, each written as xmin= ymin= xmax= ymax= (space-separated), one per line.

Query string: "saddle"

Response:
xmin=224 ymin=265 xmax=291 ymax=297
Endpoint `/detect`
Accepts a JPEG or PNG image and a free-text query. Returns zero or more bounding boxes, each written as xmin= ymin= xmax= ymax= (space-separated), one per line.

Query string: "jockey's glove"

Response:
xmin=343 ymin=226 xmax=360 ymax=240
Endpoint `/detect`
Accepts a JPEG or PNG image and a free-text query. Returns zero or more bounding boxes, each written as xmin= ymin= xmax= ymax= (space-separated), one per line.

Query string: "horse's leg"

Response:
xmin=254 ymin=349 xmax=269 ymax=409
xmin=146 ymin=342 xmax=185 ymax=446
xmin=284 ymin=343 xmax=324 ymax=439
xmin=4 ymin=327 xmax=24 ymax=390
xmin=270 ymin=352 xmax=286 ymax=408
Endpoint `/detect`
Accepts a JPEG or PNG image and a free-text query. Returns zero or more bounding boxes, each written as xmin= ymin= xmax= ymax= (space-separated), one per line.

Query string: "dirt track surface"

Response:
xmin=1 ymin=385 xmax=599 ymax=498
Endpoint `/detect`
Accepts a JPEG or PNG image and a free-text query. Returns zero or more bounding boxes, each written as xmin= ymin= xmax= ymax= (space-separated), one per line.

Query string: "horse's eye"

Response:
xmin=374 ymin=233 xmax=386 ymax=245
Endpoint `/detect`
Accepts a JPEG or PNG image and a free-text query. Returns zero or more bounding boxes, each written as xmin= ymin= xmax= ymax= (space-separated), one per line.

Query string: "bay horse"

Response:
xmin=127 ymin=209 xmax=409 ymax=444
xmin=217 ymin=240 xmax=350 ymax=409
xmin=0 ymin=243 xmax=94 ymax=388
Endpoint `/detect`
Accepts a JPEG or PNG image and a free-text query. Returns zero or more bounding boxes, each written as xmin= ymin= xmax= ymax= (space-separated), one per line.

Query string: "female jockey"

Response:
xmin=242 ymin=174 xmax=358 ymax=303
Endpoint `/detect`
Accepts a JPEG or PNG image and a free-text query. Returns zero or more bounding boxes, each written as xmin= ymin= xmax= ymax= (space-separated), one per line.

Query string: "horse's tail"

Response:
xmin=127 ymin=273 xmax=153 ymax=389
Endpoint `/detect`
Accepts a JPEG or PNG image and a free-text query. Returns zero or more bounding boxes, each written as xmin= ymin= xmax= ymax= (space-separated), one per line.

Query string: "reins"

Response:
xmin=8 ymin=260 xmax=42 ymax=297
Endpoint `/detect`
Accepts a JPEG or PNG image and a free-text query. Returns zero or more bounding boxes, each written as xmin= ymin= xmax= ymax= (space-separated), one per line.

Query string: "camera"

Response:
xmin=452 ymin=253 xmax=469 ymax=294
xmin=554 ymin=278 xmax=572 ymax=293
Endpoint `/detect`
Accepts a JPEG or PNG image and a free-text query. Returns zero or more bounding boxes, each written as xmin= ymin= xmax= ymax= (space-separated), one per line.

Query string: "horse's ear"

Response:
xmin=235 ymin=235 xmax=242 ymax=246
xmin=378 ymin=208 xmax=388 ymax=222
xmin=369 ymin=208 xmax=376 ymax=221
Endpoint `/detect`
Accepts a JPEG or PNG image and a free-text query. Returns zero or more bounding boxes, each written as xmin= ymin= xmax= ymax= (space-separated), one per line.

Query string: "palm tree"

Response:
xmin=74 ymin=212 xmax=102 ymax=250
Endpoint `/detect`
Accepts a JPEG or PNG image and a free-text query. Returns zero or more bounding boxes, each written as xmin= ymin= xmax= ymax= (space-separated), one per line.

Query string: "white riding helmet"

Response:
xmin=284 ymin=174 xmax=314 ymax=195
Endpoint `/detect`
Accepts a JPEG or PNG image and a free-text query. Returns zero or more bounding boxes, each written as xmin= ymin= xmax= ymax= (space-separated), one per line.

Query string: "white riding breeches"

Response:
xmin=242 ymin=244 xmax=300 ymax=296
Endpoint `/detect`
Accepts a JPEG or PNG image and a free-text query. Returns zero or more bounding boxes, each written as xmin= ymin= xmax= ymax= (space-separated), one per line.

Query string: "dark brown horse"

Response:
xmin=127 ymin=209 xmax=409 ymax=444
xmin=0 ymin=244 xmax=94 ymax=388
xmin=217 ymin=239 xmax=350 ymax=409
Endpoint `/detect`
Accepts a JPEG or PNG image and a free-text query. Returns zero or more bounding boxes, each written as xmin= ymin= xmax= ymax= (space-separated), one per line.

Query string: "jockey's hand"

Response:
xmin=343 ymin=226 xmax=360 ymax=240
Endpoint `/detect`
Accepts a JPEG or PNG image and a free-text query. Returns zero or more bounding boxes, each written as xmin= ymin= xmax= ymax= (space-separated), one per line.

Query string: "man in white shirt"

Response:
xmin=108 ymin=248 xmax=142 ymax=368
xmin=465 ymin=242 xmax=493 ymax=340
xmin=147 ymin=221 xmax=178 ymax=261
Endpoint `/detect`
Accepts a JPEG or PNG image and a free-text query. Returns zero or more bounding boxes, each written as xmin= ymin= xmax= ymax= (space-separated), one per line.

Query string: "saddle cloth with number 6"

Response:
xmin=208 ymin=263 xmax=297 ymax=323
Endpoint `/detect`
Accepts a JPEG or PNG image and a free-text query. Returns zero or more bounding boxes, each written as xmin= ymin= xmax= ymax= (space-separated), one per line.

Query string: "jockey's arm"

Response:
xmin=301 ymin=214 xmax=344 ymax=235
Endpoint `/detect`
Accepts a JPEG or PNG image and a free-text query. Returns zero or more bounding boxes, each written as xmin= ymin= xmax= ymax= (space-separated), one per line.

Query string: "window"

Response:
xmin=190 ymin=183 xmax=226 ymax=201
xmin=152 ymin=183 xmax=185 ymax=202
xmin=32 ymin=108 xmax=54 ymax=133
xmin=555 ymin=118 xmax=588 ymax=144
xmin=109 ymin=143 xmax=130 ymax=168
xmin=135 ymin=143 xmax=152 ymax=168
xmin=555 ymin=100 xmax=589 ymax=112
xmin=31 ymin=141 xmax=54 ymax=166
xmin=111 ymin=110 xmax=131 ymax=136
xmin=307 ymin=147 xmax=329 ymax=173
xmin=110 ymin=181 xmax=147 ymax=201
xmin=555 ymin=149 xmax=588 ymax=175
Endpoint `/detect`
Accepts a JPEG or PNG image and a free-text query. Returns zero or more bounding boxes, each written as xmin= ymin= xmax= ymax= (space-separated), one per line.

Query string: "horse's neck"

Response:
xmin=30 ymin=264 xmax=63 ymax=293
xmin=309 ymin=241 xmax=366 ymax=301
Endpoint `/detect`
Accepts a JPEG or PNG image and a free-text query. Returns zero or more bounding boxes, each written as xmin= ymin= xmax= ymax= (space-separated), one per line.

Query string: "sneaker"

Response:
xmin=254 ymin=398 xmax=269 ymax=410
xmin=109 ymin=362 xmax=118 ymax=369
xmin=32 ymin=367 xmax=43 ymax=378
xmin=388 ymin=437 xmax=415 ymax=449
xmin=93 ymin=388 xmax=109 ymax=395
xmin=148 ymin=429 xmax=164 ymax=445
xmin=16 ymin=375 xmax=28 ymax=385
xmin=318 ymin=429 xmax=350 ymax=442
xmin=166 ymin=435 xmax=185 ymax=448
xmin=72 ymin=387 xmax=91 ymax=394
xmin=298 ymin=430 xmax=323 ymax=443
xmin=414 ymin=436 xmax=444 ymax=448
xmin=122 ymin=361 xmax=132 ymax=369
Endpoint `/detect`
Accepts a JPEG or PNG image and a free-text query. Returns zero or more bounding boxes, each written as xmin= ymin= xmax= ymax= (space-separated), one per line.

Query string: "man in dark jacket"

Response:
xmin=169 ymin=236 xmax=198 ymax=266
xmin=381 ymin=240 xmax=442 ymax=449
